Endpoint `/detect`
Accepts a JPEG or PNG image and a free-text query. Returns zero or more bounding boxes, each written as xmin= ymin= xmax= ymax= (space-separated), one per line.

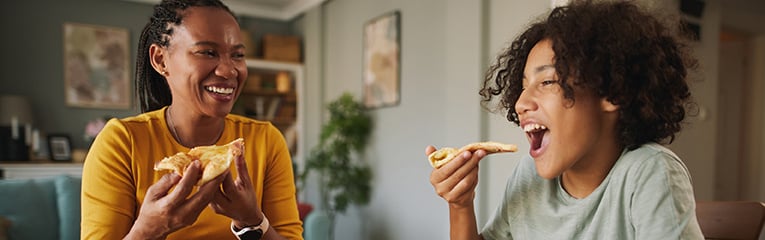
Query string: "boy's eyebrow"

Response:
xmin=534 ymin=64 xmax=555 ymax=74
xmin=523 ymin=64 xmax=555 ymax=79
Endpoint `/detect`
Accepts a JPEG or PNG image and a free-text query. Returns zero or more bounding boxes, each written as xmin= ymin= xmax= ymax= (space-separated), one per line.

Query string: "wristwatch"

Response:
xmin=231 ymin=215 xmax=269 ymax=240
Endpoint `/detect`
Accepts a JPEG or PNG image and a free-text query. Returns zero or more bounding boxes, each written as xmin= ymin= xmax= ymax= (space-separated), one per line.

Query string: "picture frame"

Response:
xmin=362 ymin=10 xmax=401 ymax=109
xmin=47 ymin=134 xmax=72 ymax=161
xmin=63 ymin=22 xmax=131 ymax=109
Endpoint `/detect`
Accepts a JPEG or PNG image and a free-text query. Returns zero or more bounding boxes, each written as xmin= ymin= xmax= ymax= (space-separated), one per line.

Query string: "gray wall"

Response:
xmin=298 ymin=0 xmax=487 ymax=239
xmin=0 ymin=1 xmax=293 ymax=150
xmin=0 ymin=1 xmax=150 ymax=150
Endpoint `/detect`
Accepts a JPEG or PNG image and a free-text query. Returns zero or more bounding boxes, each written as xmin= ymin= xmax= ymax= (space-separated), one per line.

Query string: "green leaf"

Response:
xmin=299 ymin=92 xmax=374 ymax=214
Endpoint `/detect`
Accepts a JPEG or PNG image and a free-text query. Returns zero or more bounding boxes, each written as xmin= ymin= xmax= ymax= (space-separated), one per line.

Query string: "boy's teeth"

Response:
xmin=205 ymin=86 xmax=234 ymax=94
xmin=523 ymin=124 xmax=548 ymax=132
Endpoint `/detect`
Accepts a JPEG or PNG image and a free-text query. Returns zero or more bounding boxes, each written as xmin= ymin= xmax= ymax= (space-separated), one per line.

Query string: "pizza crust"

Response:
xmin=154 ymin=138 xmax=244 ymax=185
xmin=428 ymin=141 xmax=517 ymax=169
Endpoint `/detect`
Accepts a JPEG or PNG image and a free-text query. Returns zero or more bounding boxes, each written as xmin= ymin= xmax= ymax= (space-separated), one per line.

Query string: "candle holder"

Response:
xmin=0 ymin=95 xmax=33 ymax=161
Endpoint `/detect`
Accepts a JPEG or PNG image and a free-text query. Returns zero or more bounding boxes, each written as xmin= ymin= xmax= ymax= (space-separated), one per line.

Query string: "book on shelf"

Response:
xmin=254 ymin=97 xmax=265 ymax=117
xmin=265 ymin=97 xmax=282 ymax=120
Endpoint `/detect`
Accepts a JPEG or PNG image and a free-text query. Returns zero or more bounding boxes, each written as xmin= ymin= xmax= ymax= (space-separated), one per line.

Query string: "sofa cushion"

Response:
xmin=304 ymin=211 xmax=331 ymax=240
xmin=54 ymin=175 xmax=81 ymax=240
xmin=0 ymin=178 xmax=59 ymax=240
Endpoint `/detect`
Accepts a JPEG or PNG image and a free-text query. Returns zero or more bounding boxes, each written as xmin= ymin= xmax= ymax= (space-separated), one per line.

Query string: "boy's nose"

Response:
xmin=514 ymin=90 xmax=536 ymax=116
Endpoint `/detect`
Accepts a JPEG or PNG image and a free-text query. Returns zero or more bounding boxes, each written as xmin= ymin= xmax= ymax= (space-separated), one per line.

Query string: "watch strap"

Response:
xmin=231 ymin=214 xmax=269 ymax=240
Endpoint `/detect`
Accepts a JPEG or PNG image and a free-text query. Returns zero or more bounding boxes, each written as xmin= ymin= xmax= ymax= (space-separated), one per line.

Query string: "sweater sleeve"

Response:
xmin=261 ymin=124 xmax=304 ymax=239
xmin=81 ymin=119 xmax=137 ymax=239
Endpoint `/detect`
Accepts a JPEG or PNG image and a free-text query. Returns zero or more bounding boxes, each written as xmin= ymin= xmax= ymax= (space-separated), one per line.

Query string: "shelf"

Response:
xmin=246 ymin=58 xmax=303 ymax=72
xmin=0 ymin=162 xmax=83 ymax=179
xmin=236 ymin=59 xmax=305 ymax=168
xmin=242 ymin=89 xmax=291 ymax=95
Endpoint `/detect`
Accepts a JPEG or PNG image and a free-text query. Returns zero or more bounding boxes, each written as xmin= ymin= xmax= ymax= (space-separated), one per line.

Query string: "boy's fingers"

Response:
xmin=425 ymin=145 xmax=437 ymax=155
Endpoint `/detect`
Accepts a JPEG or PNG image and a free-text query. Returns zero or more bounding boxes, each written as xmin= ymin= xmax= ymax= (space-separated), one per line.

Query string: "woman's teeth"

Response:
xmin=205 ymin=86 xmax=234 ymax=94
xmin=523 ymin=123 xmax=548 ymax=132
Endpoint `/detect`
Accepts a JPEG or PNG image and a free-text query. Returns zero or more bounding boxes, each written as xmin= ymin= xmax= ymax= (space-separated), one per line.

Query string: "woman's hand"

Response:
xmin=210 ymin=155 xmax=288 ymax=240
xmin=428 ymin=145 xmax=487 ymax=209
xmin=210 ymin=154 xmax=264 ymax=228
xmin=124 ymin=160 xmax=226 ymax=240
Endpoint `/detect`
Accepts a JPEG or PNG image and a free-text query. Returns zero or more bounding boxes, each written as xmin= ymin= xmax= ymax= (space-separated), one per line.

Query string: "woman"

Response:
xmin=428 ymin=1 xmax=703 ymax=239
xmin=81 ymin=0 xmax=303 ymax=239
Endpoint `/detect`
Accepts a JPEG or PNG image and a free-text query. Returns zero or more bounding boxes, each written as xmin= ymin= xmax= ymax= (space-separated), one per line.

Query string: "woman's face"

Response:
xmin=161 ymin=6 xmax=247 ymax=118
xmin=515 ymin=39 xmax=617 ymax=179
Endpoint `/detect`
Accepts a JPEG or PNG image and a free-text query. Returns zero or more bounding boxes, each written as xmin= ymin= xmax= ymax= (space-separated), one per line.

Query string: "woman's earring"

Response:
xmin=161 ymin=71 xmax=168 ymax=76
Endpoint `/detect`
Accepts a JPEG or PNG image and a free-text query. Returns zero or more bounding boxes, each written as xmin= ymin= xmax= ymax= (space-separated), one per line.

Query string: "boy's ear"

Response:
xmin=601 ymin=98 xmax=619 ymax=112
xmin=148 ymin=44 xmax=167 ymax=76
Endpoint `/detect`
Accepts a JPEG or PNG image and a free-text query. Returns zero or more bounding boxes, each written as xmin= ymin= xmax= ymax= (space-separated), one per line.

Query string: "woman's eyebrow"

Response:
xmin=193 ymin=41 xmax=246 ymax=51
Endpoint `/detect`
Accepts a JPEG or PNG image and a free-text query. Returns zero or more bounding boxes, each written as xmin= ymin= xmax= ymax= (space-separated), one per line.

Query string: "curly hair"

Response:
xmin=135 ymin=0 xmax=235 ymax=113
xmin=480 ymin=0 xmax=697 ymax=150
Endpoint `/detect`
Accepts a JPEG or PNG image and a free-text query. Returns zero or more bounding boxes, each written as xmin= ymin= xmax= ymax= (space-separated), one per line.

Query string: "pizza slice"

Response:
xmin=154 ymin=138 xmax=244 ymax=185
xmin=428 ymin=141 xmax=517 ymax=169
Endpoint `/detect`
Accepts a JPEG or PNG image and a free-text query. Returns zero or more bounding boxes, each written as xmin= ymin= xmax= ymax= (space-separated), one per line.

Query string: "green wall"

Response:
xmin=0 ymin=1 xmax=293 ymax=150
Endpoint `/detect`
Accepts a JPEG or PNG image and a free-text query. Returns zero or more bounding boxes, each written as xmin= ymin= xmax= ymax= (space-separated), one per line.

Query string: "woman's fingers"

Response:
xmin=234 ymin=154 xmax=252 ymax=187
xmin=166 ymin=160 xmax=202 ymax=204
xmin=183 ymin=169 xmax=229 ymax=214
xmin=146 ymin=173 xmax=181 ymax=201
xmin=220 ymin=165 xmax=239 ymax=196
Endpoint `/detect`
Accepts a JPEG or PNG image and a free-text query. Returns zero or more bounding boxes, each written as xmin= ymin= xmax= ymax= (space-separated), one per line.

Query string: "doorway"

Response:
xmin=716 ymin=28 xmax=765 ymax=201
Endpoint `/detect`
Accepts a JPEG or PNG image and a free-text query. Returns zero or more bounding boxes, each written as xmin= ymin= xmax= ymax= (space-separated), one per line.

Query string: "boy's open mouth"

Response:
xmin=523 ymin=123 xmax=548 ymax=151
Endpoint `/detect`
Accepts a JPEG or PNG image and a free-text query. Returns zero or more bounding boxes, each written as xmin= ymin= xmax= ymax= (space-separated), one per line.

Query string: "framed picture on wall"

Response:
xmin=63 ymin=22 xmax=131 ymax=109
xmin=47 ymin=134 xmax=72 ymax=161
xmin=362 ymin=10 xmax=401 ymax=109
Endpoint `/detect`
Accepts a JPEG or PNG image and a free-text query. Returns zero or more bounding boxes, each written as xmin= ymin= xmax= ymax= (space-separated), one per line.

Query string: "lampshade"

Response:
xmin=0 ymin=95 xmax=33 ymax=126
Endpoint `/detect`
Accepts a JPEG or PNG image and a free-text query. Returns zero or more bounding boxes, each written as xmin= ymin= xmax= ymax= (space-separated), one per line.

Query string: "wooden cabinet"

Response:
xmin=233 ymin=59 xmax=304 ymax=166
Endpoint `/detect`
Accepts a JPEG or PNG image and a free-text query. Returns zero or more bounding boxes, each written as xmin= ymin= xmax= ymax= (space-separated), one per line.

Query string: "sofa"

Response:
xmin=0 ymin=175 xmax=81 ymax=240
xmin=0 ymin=174 xmax=329 ymax=240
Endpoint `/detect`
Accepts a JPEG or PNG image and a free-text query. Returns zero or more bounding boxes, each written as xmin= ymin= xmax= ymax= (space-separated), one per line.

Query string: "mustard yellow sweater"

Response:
xmin=81 ymin=108 xmax=303 ymax=239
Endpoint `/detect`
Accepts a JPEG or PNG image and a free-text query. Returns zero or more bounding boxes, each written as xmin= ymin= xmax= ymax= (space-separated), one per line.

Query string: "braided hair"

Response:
xmin=136 ymin=0 xmax=235 ymax=113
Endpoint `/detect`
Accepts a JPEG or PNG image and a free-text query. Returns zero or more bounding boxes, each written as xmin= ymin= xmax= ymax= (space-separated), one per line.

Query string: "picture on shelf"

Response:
xmin=48 ymin=134 xmax=72 ymax=161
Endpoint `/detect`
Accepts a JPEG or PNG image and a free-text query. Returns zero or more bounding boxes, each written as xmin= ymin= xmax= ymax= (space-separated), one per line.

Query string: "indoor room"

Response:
xmin=1 ymin=0 xmax=764 ymax=239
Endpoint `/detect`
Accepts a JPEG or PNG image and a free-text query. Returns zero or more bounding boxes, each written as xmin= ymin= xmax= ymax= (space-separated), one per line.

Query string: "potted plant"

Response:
xmin=299 ymin=92 xmax=373 ymax=239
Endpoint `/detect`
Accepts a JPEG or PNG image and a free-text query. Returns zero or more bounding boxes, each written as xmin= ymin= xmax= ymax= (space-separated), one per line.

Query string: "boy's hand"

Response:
xmin=428 ymin=145 xmax=487 ymax=208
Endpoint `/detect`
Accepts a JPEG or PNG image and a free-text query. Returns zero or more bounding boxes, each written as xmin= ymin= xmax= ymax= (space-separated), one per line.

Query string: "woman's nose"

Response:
xmin=216 ymin=58 xmax=239 ymax=79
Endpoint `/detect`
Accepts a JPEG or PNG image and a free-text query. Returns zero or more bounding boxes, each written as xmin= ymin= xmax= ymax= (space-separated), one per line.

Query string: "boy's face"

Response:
xmin=516 ymin=39 xmax=619 ymax=180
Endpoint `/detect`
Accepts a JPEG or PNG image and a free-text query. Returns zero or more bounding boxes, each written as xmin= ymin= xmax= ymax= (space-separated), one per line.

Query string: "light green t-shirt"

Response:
xmin=481 ymin=143 xmax=704 ymax=240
